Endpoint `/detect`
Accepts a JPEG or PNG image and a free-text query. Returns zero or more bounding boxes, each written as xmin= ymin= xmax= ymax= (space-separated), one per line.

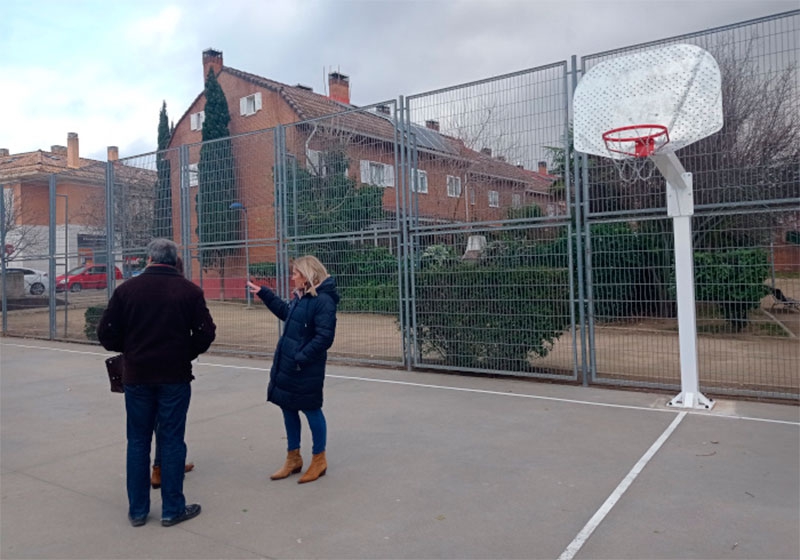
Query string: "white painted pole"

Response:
xmin=652 ymin=153 xmax=714 ymax=410
xmin=672 ymin=212 xmax=703 ymax=406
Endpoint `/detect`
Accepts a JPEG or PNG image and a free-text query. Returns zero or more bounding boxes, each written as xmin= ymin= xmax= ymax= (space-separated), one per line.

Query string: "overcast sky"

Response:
xmin=1 ymin=0 xmax=796 ymax=161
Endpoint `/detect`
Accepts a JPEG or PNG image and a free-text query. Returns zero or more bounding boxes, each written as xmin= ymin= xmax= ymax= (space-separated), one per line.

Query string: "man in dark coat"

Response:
xmin=97 ymin=238 xmax=216 ymax=527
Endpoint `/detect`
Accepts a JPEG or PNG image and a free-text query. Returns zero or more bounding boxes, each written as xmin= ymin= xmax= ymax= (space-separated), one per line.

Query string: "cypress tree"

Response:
xmin=197 ymin=69 xmax=238 ymax=290
xmin=153 ymin=101 xmax=173 ymax=239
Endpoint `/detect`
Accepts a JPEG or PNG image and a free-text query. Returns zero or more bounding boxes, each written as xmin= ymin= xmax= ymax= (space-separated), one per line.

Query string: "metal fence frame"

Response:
xmin=2 ymin=10 xmax=798 ymax=401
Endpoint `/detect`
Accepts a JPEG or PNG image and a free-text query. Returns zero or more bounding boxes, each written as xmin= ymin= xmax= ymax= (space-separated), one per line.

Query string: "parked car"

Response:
xmin=55 ymin=264 xmax=123 ymax=293
xmin=4 ymin=267 xmax=49 ymax=295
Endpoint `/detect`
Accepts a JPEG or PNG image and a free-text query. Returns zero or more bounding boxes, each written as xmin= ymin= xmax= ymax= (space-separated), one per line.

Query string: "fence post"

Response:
xmin=48 ymin=174 xmax=57 ymax=339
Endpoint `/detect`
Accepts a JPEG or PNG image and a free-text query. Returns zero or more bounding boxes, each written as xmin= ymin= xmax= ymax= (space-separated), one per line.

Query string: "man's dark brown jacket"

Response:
xmin=97 ymin=264 xmax=216 ymax=384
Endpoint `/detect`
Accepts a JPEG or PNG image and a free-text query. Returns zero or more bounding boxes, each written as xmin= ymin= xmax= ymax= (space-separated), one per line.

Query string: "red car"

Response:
xmin=55 ymin=264 xmax=123 ymax=293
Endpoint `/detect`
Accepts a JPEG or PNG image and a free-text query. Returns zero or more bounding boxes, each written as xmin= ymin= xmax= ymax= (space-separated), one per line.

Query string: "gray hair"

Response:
xmin=148 ymin=238 xmax=178 ymax=266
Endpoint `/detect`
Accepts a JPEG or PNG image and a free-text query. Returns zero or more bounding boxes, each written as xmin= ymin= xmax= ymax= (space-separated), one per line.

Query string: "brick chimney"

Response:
xmin=107 ymin=146 xmax=119 ymax=161
xmin=67 ymin=133 xmax=79 ymax=168
xmin=52 ymin=145 xmax=67 ymax=155
xmin=203 ymin=48 xmax=223 ymax=80
xmin=328 ymin=72 xmax=350 ymax=104
xmin=0 ymin=148 xmax=9 ymax=157
xmin=425 ymin=120 xmax=440 ymax=131
xmin=538 ymin=161 xmax=548 ymax=174
xmin=481 ymin=147 xmax=492 ymax=156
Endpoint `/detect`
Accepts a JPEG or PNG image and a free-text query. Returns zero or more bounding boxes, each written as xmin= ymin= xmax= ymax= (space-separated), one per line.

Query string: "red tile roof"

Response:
xmin=199 ymin=64 xmax=555 ymax=194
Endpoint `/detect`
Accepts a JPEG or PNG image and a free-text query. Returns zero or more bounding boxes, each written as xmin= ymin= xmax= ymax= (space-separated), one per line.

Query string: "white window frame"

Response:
xmin=188 ymin=163 xmax=198 ymax=187
xmin=488 ymin=190 xmax=500 ymax=208
xmin=306 ymin=149 xmax=326 ymax=177
xmin=370 ymin=162 xmax=385 ymax=186
xmin=239 ymin=92 xmax=263 ymax=117
xmin=190 ymin=111 xmax=205 ymax=131
xmin=411 ymin=169 xmax=428 ymax=194
xmin=470 ymin=187 xmax=476 ymax=205
xmin=359 ymin=160 xmax=395 ymax=187
xmin=447 ymin=175 xmax=462 ymax=198
xmin=512 ymin=193 xmax=522 ymax=208
xmin=3 ymin=187 xmax=13 ymax=218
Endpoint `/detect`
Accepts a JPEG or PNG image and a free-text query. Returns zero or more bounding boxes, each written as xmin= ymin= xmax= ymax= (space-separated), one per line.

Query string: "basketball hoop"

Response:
xmin=602 ymin=124 xmax=669 ymax=158
xmin=602 ymin=125 xmax=669 ymax=183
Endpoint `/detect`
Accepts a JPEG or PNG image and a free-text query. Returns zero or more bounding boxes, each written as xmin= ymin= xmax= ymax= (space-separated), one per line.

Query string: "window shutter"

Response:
xmin=240 ymin=97 xmax=247 ymax=116
xmin=307 ymin=150 xmax=320 ymax=173
xmin=255 ymin=92 xmax=262 ymax=111
xmin=385 ymin=164 xmax=395 ymax=187
xmin=190 ymin=113 xmax=198 ymax=131
xmin=360 ymin=160 xmax=370 ymax=184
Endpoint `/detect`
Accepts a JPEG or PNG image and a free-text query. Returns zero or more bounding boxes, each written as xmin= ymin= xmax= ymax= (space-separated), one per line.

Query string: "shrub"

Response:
xmin=535 ymin=222 xmax=673 ymax=321
xmin=249 ymin=261 xmax=277 ymax=278
xmin=324 ymin=246 xmax=400 ymax=314
xmin=414 ymin=246 xmax=570 ymax=370
xmin=84 ymin=306 xmax=106 ymax=341
xmin=694 ymin=248 xmax=771 ymax=331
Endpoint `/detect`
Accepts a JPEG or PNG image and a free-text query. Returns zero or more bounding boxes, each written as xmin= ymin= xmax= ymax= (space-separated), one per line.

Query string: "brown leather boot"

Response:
xmin=298 ymin=451 xmax=327 ymax=484
xmin=270 ymin=449 xmax=303 ymax=480
xmin=152 ymin=464 xmax=192 ymax=489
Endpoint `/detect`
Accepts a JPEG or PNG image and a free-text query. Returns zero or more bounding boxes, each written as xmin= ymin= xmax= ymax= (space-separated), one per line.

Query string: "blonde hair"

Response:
xmin=292 ymin=255 xmax=330 ymax=297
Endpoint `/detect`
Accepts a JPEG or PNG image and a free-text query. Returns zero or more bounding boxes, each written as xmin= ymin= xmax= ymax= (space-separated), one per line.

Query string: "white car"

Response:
xmin=4 ymin=267 xmax=49 ymax=295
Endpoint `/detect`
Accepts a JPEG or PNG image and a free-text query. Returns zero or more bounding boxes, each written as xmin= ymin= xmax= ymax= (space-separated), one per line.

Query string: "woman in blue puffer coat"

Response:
xmin=247 ymin=256 xmax=339 ymax=484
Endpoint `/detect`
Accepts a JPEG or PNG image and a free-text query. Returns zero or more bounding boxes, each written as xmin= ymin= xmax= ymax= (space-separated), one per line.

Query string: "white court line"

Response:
xmin=557 ymin=411 xmax=688 ymax=560
xmin=2 ymin=341 xmax=798 ymax=426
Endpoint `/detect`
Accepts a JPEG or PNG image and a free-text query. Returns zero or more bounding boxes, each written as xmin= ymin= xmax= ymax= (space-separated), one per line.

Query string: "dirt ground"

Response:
xmin=3 ymin=279 xmax=798 ymax=397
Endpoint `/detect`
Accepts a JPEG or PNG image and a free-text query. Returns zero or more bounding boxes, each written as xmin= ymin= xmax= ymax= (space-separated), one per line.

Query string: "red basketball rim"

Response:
xmin=602 ymin=124 xmax=670 ymax=158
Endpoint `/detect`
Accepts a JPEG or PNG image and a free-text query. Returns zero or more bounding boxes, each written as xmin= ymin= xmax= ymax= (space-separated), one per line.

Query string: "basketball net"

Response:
xmin=603 ymin=124 xmax=669 ymax=184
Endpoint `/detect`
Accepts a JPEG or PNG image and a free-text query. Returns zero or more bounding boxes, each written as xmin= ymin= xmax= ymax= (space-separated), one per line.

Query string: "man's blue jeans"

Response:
xmin=125 ymin=383 xmax=191 ymax=520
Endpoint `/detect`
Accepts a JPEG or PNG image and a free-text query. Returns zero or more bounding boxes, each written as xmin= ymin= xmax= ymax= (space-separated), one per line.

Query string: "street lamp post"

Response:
xmin=229 ymin=202 xmax=250 ymax=307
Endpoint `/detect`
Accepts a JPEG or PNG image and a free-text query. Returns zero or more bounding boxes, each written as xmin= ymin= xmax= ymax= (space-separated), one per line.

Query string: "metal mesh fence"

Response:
xmin=409 ymin=223 xmax=577 ymax=380
xmin=278 ymin=106 xmax=406 ymax=366
xmin=579 ymin=11 xmax=800 ymax=399
xmin=406 ymin=62 xmax=570 ymax=226
xmin=2 ymin=11 xmax=797 ymax=401
xmin=281 ymin=104 xmax=402 ymax=239
xmin=581 ymin=11 xmax=800 ymax=216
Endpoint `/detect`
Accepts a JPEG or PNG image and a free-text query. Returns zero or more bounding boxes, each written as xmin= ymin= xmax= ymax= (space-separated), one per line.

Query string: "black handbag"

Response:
xmin=105 ymin=354 xmax=124 ymax=393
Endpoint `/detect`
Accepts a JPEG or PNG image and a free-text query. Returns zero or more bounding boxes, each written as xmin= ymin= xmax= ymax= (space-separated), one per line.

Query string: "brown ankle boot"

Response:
xmin=151 ymin=465 xmax=161 ymax=489
xmin=298 ymin=451 xmax=327 ymax=484
xmin=270 ymin=449 xmax=303 ymax=480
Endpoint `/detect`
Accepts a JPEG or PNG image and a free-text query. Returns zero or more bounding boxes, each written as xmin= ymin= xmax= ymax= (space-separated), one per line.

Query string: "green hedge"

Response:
xmin=414 ymin=254 xmax=570 ymax=370
xmin=338 ymin=284 xmax=398 ymax=314
xmin=249 ymin=261 xmax=277 ymax=277
xmin=84 ymin=306 xmax=106 ymax=341
xmin=694 ymin=248 xmax=770 ymax=331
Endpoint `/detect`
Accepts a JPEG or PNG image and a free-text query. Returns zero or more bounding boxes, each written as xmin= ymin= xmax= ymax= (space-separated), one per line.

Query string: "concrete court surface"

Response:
xmin=1 ymin=338 xmax=798 ymax=560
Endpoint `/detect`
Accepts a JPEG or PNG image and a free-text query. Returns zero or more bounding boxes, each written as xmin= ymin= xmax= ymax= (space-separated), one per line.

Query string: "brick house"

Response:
xmin=0 ymin=134 xmax=121 ymax=271
xmin=166 ymin=49 xmax=557 ymax=286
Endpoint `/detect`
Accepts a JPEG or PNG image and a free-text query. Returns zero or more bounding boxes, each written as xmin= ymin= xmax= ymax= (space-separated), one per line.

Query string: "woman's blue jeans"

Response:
xmin=282 ymin=407 xmax=326 ymax=455
xmin=125 ymin=383 xmax=190 ymax=521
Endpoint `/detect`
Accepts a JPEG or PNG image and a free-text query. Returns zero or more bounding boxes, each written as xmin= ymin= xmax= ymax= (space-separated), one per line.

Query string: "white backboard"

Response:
xmin=574 ymin=44 xmax=724 ymax=160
